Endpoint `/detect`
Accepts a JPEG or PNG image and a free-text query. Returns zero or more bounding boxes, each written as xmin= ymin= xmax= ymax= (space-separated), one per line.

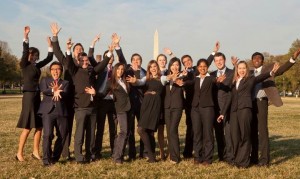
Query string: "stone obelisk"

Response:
xmin=153 ymin=29 xmax=159 ymax=60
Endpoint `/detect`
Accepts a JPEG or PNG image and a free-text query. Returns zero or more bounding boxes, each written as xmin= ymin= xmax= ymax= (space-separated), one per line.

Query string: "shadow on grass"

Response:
xmin=269 ymin=135 xmax=300 ymax=165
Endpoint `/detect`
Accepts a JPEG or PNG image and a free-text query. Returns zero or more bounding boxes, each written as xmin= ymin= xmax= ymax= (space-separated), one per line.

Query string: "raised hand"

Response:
xmin=293 ymin=48 xmax=300 ymax=60
xmin=85 ymin=86 xmax=96 ymax=95
xmin=47 ymin=36 xmax=52 ymax=48
xmin=217 ymin=115 xmax=224 ymax=123
xmin=50 ymin=81 xmax=62 ymax=92
xmin=126 ymin=75 xmax=137 ymax=83
xmin=163 ymin=47 xmax=173 ymax=56
xmin=91 ymin=34 xmax=101 ymax=47
xmin=108 ymin=41 xmax=115 ymax=53
xmin=24 ymin=26 xmax=30 ymax=39
xmin=231 ymin=56 xmax=239 ymax=67
xmin=53 ymin=89 xmax=63 ymax=101
xmin=50 ymin=22 xmax=61 ymax=36
xmin=112 ymin=33 xmax=121 ymax=48
xmin=271 ymin=62 xmax=280 ymax=75
xmin=213 ymin=41 xmax=220 ymax=52
xmin=66 ymin=37 xmax=74 ymax=51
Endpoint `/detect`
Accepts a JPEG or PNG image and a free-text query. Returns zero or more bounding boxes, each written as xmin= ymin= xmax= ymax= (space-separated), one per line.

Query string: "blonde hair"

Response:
xmin=232 ymin=61 xmax=250 ymax=84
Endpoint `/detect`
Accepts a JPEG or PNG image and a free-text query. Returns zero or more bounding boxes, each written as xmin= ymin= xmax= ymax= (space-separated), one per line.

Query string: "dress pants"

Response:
xmin=42 ymin=108 xmax=68 ymax=165
xmin=223 ymin=115 xmax=234 ymax=164
xmin=113 ymin=112 xmax=129 ymax=163
xmin=182 ymin=106 xmax=194 ymax=158
xmin=94 ymin=99 xmax=117 ymax=157
xmin=251 ymin=98 xmax=270 ymax=165
xmin=214 ymin=114 xmax=225 ymax=161
xmin=231 ymin=108 xmax=252 ymax=167
xmin=128 ymin=108 xmax=144 ymax=159
xmin=74 ymin=107 xmax=97 ymax=162
xmin=191 ymin=106 xmax=214 ymax=164
xmin=165 ymin=108 xmax=182 ymax=163
xmin=61 ymin=97 xmax=74 ymax=158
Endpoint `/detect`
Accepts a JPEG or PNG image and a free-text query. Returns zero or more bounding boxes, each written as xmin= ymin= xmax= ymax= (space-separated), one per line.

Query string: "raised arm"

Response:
xmin=164 ymin=47 xmax=176 ymax=58
xmin=207 ymin=41 xmax=220 ymax=67
xmin=255 ymin=63 xmax=280 ymax=84
xmin=113 ymin=33 xmax=127 ymax=65
xmin=20 ymin=26 xmax=30 ymax=68
xmin=274 ymin=48 xmax=300 ymax=76
xmin=93 ymin=43 xmax=114 ymax=74
xmin=50 ymin=22 xmax=68 ymax=67
xmin=36 ymin=36 xmax=54 ymax=68
xmin=88 ymin=34 xmax=101 ymax=67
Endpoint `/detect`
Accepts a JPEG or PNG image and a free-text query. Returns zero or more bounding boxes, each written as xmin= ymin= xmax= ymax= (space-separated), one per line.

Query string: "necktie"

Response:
xmin=218 ymin=70 xmax=223 ymax=77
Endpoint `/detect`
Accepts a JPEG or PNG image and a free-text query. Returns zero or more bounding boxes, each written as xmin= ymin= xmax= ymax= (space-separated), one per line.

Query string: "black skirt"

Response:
xmin=17 ymin=91 xmax=42 ymax=129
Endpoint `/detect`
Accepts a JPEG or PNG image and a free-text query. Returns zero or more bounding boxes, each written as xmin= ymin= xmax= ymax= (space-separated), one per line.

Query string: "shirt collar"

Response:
xmin=196 ymin=73 xmax=210 ymax=78
xmin=255 ymin=66 xmax=263 ymax=73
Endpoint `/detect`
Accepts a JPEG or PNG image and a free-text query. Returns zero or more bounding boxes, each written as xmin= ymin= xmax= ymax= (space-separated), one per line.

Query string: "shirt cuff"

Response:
xmin=66 ymin=50 xmax=71 ymax=55
xmin=52 ymin=36 xmax=58 ymax=42
xmin=48 ymin=47 xmax=53 ymax=52
xmin=290 ymin=57 xmax=296 ymax=63
xmin=106 ymin=51 xmax=112 ymax=58
xmin=115 ymin=46 xmax=121 ymax=50
xmin=23 ymin=39 xmax=29 ymax=43
xmin=90 ymin=45 xmax=94 ymax=48
xmin=211 ymin=52 xmax=216 ymax=56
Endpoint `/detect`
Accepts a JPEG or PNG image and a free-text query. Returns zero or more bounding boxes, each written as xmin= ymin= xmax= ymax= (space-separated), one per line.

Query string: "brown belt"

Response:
xmin=144 ymin=91 xmax=156 ymax=95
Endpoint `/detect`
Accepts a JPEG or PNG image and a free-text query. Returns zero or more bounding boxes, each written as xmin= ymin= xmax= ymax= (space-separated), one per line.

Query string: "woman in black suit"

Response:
xmin=223 ymin=61 xmax=279 ymax=168
xmin=16 ymin=26 xmax=53 ymax=161
xmin=191 ymin=59 xmax=225 ymax=166
xmin=164 ymin=57 xmax=186 ymax=164
xmin=106 ymin=62 xmax=131 ymax=164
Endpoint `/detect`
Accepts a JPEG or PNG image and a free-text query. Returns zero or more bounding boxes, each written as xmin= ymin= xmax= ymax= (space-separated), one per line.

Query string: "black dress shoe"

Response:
xmin=43 ymin=162 xmax=54 ymax=167
xmin=76 ymin=161 xmax=89 ymax=164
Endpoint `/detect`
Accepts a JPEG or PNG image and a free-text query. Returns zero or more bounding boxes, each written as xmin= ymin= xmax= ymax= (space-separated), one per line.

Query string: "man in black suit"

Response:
xmin=250 ymin=49 xmax=300 ymax=166
xmin=38 ymin=61 xmax=69 ymax=166
xmin=50 ymin=23 xmax=84 ymax=160
xmin=208 ymin=52 xmax=234 ymax=163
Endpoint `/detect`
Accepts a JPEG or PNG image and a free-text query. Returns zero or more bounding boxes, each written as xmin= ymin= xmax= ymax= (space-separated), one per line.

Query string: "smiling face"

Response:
xmin=197 ymin=61 xmax=208 ymax=76
xmin=170 ymin=61 xmax=180 ymax=74
xmin=73 ymin=45 xmax=84 ymax=60
xmin=80 ymin=56 xmax=89 ymax=69
xmin=30 ymin=52 xmax=39 ymax=63
xmin=157 ymin=55 xmax=167 ymax=69
xmin=182 ymin=56 xmax=193 ymax=68
xmin=237 ymin=62 xmax=248 ymax=78
xmin=149 ymin=62 xmax=159 ymax=77
xmin=50 ymin=64 xmax=62 ymax=80
xmin=252 ymin=54 xmax=263 ymax=68
xmin=131 ymin=55 xmax=142 ymax=68
xmin=116 ymin=64 xmax=125 ymax=78
xmin=214 ymin=55 xmax=225 ymax=70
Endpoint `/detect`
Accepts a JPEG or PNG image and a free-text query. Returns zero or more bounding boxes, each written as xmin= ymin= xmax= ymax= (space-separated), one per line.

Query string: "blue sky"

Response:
xmin=0 ymin=0 xmax=299 ymax=69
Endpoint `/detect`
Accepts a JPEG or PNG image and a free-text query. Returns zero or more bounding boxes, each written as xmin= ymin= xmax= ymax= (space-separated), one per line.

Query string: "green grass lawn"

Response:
xmin=0 ymin=97 xmax=299 ymax=178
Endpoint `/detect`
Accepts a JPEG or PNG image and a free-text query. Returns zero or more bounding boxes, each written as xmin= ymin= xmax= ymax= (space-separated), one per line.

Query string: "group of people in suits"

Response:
xmin=15 ymin=24 xmax=300 ymax=168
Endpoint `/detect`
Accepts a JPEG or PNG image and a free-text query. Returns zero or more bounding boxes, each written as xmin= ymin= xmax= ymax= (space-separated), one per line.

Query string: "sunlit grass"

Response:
xmin=0 ymin=97 xmax=299 ymax=178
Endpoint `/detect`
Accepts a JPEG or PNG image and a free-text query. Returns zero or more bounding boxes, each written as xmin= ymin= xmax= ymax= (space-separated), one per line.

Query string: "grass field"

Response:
xmin=0 ymin=97 xmax=299 ymax=178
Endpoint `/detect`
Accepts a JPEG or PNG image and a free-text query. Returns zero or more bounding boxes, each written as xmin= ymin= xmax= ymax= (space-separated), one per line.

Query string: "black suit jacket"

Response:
xmin=210 ymin=68 xmax=234 ymax=114
xmin=191 ymin=76 xmax=216 ymax=109
xmin=164 ymin=82 xmax=184 ymax=109
xmin=38 ymin=77 xmax=69 ymax=116
xmin=230 ymin=72 xmax=272 ymax=112
xmin=104 ymin=80 xmax=131 ymax=113
xmin=20 ymin=41 xmax=53 ymax=92
xmin=67 ymin=52 xmax=109 ymax=108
